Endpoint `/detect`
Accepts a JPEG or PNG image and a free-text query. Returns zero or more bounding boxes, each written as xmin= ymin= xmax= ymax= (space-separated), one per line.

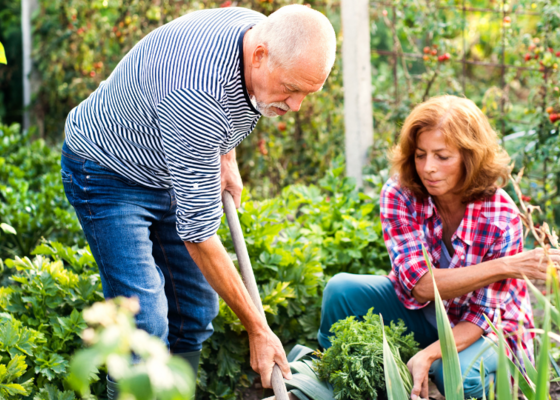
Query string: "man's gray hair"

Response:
xmin=251 ymin=5 xmax=337 ymax=74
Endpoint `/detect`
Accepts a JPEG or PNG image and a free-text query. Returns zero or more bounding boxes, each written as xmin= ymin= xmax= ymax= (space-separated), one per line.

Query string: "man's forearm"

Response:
xmin=185 ymin=234 xmax=268 ymax=334
xmin=412 ymin=258 xmax=510 ymax=303
xmin=221 ymin=148 xmax=236 ymax=162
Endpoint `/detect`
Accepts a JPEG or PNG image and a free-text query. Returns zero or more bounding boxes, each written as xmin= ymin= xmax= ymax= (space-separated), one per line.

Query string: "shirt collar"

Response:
xmin=238 ymin=25 xmax=260 ymax=115
xmin=422 ymin=196 xmax=482 ymax=246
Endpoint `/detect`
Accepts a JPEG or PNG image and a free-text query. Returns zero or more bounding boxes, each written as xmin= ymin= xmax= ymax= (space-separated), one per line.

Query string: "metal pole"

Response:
xmin=342 ymin=0 xmax=373 ymax=188
xmin=222 ymin=191 xmax=289 ymax=400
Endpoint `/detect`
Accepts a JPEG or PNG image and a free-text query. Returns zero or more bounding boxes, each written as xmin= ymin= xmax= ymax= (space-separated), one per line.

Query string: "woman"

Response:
xmin=318 ymin=95 xmax=560 ymax=399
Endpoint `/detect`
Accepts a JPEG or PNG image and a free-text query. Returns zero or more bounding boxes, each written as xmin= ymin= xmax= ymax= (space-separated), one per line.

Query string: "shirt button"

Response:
xmin=193 ymin=183 xmax=199 ymax=189
xmin=460 ymin=255 xmax=465 ymax=260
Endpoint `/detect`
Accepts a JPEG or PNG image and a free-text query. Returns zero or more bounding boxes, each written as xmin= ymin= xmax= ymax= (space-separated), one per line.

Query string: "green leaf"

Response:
xmin=481 ymin=322 xmax=535 ymax=400
xmin=0 ymin=223 xmax=16 ymax=235
xmin=287 ymin=345 xmax=315 ymax=363
xmin=119 ymin=372 xmax=154 ymax=400
xmin=535 ymin=302 xmax=551 ymax=399
xmin=381 ymin=315 xmax=410 ymax=400
xmin=33 ymin=383 xmax=76 ymax=400
xmin=0 ymin=355 xmax=31 ymax=397
xmin=551 ymin=271 xmax=560 ymax=330
xmin=68 ymin=349 xmax=101 ymax=395
xmin=480 ymin=358 xmax=486 ymax=400
xmin=422 ymin=244 xmax=464 ymax=400
xmin=0 ymin=42 xmax=6 ymax=64
xmin=526 ymin=279 xmax=560 ymax=329
xmin=495 ymin=314 xmax=512 ymax=400
xmin=284 ymin=373 xmax=335 ymax=400
xmin=290 ymin=389 xmax=311 ymax=400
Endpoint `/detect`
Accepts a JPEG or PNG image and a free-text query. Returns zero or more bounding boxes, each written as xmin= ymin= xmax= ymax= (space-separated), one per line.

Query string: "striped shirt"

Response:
xmin=64 ymin=7 xmax=265 ymax=243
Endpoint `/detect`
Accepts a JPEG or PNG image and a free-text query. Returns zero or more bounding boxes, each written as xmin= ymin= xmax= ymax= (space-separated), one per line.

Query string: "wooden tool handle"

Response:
xmin=222 ymin=191 xmax=289 ymax=400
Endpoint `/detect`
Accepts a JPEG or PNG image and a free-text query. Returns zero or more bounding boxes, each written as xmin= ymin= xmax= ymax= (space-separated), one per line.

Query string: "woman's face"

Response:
xmin=414 ymin=129 xmax=464 ymax=199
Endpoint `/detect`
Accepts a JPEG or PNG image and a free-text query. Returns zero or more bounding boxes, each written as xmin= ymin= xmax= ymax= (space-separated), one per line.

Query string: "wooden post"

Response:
xmin=21 ymin=0 xmax=37 ymax=132
xmin=341 ymin=0 xmax=373 ymax=188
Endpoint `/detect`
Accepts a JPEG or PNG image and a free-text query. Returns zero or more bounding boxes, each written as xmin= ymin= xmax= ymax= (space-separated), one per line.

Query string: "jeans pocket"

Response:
xmin=61 ymin=169 xmax=72 ymax=183
xmin=61 ymin=169 xmax=75 ymax=203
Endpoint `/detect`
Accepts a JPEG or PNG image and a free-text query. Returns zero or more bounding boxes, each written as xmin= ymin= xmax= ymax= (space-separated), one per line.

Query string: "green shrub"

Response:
xmin=0 ymin=241 xmax=104 ymax=398
xmin=0 ymin=123 xmax=84 ymax=260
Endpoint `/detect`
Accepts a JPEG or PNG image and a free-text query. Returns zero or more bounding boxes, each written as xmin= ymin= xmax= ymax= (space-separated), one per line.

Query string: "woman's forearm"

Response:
xmin=422 ymin=321 xmax=484 ymax=363
xmin=412 ymin=258 xmax=510 ymax=303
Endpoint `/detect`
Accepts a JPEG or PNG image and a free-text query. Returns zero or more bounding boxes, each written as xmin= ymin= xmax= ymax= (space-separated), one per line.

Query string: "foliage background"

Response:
xmin=1 ymin=0 xmax=560 ymax=398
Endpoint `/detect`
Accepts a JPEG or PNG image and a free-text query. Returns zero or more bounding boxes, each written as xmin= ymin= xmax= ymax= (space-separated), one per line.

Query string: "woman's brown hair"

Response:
xmin=390 ymin=95 xmax=511 ymax=203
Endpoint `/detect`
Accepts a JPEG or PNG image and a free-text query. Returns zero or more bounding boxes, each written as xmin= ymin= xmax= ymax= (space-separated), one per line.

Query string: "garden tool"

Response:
xmin=222 ymin=190 xmax=289 ymax=400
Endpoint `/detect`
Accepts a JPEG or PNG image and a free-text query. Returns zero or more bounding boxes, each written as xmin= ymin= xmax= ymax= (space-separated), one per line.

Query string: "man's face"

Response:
xmin=249 ymin=48 xmax=329 ymax=118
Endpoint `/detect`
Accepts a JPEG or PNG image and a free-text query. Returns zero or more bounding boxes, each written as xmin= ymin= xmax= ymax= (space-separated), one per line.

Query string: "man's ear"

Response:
xmin=251 ymin=44 xmax=268 ymax=68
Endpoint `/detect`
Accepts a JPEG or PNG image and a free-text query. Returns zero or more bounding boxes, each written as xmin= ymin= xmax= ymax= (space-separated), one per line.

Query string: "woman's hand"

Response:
xmin=407 ymin=349 xmax=434 ymax=400
xmin=506 ymin=247 xmax=560 ymax=280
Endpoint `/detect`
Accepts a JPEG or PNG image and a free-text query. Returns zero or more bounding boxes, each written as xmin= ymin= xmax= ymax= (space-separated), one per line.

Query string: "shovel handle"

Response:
xmin=222 ymin=191 xmax=289 ymax=400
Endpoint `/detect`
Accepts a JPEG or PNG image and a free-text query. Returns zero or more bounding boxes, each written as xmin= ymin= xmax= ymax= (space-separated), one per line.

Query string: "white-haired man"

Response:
xmin=61 ymin=4 xmax=336 ymax=397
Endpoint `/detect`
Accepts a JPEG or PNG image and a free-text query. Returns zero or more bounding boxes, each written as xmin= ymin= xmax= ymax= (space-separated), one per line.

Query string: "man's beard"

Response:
xmin=250 ymin=95 xmax=290 ymax=118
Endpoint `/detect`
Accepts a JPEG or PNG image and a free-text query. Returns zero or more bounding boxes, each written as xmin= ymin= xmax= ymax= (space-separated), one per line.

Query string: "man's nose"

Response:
xmin=286 ymin=94 xmax=306 ymax=112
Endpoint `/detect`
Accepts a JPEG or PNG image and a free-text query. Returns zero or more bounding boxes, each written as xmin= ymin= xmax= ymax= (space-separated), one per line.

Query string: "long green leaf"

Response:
xmin=480 ymin=358 xmax=486 ymax=400
xmin=482 ymin=319 xmax=535 ymax=400
xmin=381 ymin=315 xmax=410 ymax=400
xmin=422 ymin=245 xmax=464 ymax=400
xmin=290 ymin=389 xmax=311 ymax=400
xmin=534 ymin=302 xmax=550 ymax=399
xmin=284 ymin=374 xmax=335 ymax=400
xmin=526 ymin=278 xmax=560 ymax=329
xmin=521 ymin=346 xmax=538 ymax=385
xmin=549 ymin=354 xmax=560 ymax=379
xmin=287 ymin=345 xmax=315 ymax=363
xmin=551 ymin=271 xmax=560 ymax=330
xmin=495 ymin=314 xmax=512 ymax=400
xmin=0 ymin=42 xmax=6 ymax=65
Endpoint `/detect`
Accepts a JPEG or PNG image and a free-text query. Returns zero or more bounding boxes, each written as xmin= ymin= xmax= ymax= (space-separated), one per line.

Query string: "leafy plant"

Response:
xmin=69 ymin=297 xmax=195 ymax=400
xmin=313 ymin=308 xmax=417 ymax=400
xmin=0 ymin=123 xmax=84 ymax=260
xmin=0 ymin=241 xmax=103 ymax=398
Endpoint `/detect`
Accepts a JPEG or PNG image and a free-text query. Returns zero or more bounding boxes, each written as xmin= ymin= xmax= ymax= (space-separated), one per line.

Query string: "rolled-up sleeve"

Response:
xmin=380 ymin=179 xmax=431 ymax=309
xmin=157 ymin=88 xmax=231 ymax=243
xmin=461 ymin=215 xmax=524 ymax=332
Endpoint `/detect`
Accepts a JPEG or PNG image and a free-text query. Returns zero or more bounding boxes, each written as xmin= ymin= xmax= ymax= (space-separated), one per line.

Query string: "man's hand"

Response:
xmin=407 ymin=349 xmax=432 ymax=400
xmin=249 ymin=327 xmax=292 ymax=388
xmin=185 ymin=235 xmax=292 ymax=387
xmin=221 ymin=149 xmax=243 ymax=208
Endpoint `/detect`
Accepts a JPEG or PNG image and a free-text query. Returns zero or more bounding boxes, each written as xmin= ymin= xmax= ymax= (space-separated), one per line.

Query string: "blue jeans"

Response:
xmin=319 ymin=273 xmax=498 ymax=399
xmin=60 ymin=142 xmax=219 ymax=353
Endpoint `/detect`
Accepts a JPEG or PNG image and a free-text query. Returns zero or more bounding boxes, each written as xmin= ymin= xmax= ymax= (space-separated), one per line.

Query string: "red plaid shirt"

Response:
xmin=381 ymin=177 xmax=534 ymax=362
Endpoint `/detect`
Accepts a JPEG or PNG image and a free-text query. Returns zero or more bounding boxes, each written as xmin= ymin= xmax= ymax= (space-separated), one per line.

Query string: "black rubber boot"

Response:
xmin=175 ymin=350 xmax=201 ymax=378
xmin=107 ymin=375 xmax=119 ymax=400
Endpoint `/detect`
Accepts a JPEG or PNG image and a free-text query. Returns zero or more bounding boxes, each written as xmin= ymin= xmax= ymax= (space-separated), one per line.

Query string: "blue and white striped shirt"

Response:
xmin=65 ymin=8 xmax=264 ymax=243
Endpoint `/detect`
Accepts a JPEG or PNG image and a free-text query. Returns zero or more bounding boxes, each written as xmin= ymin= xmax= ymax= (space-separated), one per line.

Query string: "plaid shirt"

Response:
xmin=381 ymin=177 xmax=534 ymax=362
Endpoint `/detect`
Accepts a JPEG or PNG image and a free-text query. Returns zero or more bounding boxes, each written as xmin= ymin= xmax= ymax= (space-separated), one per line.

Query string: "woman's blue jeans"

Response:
xmin=60 ymin=142 xmax=219 ymax=353
xmin=319 ymin=273 xmax=498 ymax=399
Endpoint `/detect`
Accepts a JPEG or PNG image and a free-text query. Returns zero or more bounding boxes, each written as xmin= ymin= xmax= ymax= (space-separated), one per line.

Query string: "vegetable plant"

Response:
xmin=314 ymin=309 xmax=418 ymax=400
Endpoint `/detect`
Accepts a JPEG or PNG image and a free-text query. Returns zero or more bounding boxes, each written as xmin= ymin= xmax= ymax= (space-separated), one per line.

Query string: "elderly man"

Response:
xmin=60 ymin=4 xmax=336 ymax=397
